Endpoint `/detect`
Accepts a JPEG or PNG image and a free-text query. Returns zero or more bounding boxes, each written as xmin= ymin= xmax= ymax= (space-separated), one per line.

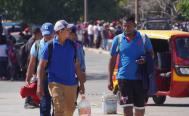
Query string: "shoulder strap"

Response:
xmin=140 ymin=33 xmax=146 ymax=45
xmin=34 ymin=40 xmax=40 ymax=73
xmin=116 ymin=34 xmax=123 ymax=53
xmin=140 ymin=32 xmax=147 ymax=53
xmin=34 ymin=40 xmax=41 ymax=58
xmin=47 ymin=40 xmax=53 ymax=67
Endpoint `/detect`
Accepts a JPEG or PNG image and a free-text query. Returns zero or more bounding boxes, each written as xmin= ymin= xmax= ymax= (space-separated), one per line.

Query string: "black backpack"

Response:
xmin=19 ymin=38 xmax=35 ymax=68
xmin=19 ymin=44 xmax=29 ymax=68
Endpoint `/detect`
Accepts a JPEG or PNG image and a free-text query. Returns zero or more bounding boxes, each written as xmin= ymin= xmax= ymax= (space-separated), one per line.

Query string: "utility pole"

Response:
xmin=84 ymin=0 xmax=88 ymax=22
xmin=135 ymin=0 xmax=139 ymax=24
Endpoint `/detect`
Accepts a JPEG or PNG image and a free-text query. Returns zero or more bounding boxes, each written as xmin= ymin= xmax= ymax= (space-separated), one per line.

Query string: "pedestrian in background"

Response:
xmin=7 ymin=35 xmax=18 ymax=81
xmin=87 ymin=21 xmax=94 ymax=48
xmin=22 ymin=27 xmax=42 ymax=108
xmin=0 ymin=35 xmax=8 ymax=80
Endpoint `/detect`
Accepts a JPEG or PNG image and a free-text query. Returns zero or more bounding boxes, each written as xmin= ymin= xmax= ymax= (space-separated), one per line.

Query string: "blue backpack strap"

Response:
xmin=139 ymin=32 xmax=148 ymax=53
xmin=116 ymin=34 xmax=123 ymax=53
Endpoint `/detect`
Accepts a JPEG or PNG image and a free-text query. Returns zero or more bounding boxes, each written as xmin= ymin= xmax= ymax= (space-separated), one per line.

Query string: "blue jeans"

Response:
xmin=40 ymin=79 xmax=52 ymax=116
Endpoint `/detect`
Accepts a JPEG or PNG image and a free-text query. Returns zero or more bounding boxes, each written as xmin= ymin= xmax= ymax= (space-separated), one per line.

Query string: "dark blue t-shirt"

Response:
xmin=40 ymin=37 xmax=78 ymax=85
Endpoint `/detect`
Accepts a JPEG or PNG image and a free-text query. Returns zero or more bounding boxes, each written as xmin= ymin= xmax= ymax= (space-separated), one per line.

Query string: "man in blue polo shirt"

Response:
xmin=108 ymin=15 xmax=153 ymax=116
xmin=26 ymin=22 xmax=54 ymax=116
xmin=37 ymin=20 xmax=85 ymax=116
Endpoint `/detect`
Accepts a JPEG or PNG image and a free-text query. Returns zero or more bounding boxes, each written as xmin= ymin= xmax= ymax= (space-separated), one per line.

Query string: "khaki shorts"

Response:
xmin=48 ymin=82 xmax=77 ymax=116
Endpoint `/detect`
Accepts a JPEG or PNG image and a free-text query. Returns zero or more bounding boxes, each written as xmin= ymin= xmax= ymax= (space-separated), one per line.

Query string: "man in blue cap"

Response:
xmin=25 ymin=22 xmax=54 ymax=116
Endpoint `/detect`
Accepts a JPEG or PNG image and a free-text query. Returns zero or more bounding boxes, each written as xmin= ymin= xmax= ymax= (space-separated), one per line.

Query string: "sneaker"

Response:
xmin=24 ymin=103 xmax=39 ymax=109
xmin=24 ymin=103 xmax=35 ymax=109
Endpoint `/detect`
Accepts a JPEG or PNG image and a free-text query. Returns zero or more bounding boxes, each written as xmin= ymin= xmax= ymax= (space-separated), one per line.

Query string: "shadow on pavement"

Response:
xmin=86 ymin=73 xmax=108 ymax=81
xmin=147 ymin=103 xmax=189 ymax=107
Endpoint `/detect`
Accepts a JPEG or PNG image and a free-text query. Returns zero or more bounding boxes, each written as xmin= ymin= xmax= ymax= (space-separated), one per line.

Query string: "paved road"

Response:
xmin=0 ymin=49 xmax=189 ymax=116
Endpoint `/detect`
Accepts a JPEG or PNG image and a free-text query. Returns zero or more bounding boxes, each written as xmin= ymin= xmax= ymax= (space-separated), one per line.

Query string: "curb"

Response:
xmin=84 ymin=47 xmax=110 ymax=55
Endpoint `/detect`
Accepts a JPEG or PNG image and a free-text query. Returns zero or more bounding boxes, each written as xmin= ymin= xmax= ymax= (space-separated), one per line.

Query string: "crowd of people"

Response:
xmin=0 ymin=20 xmax=124 ymax=81
xmin=0 ymin=25 xmax=42 ymax=81
xmin=1 ymin=19 xmax=189 ymax=82
xmin=74 ymin=20 xmax=189 ymax=51
xmin=172 ymin=21 xmax=189 ymax=32
xmin=75 ymin=20 xmax=123 ymax=50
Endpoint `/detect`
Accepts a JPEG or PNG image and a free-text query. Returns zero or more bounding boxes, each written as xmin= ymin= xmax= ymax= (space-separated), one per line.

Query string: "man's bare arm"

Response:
xmin=25 ymin=55 xmax=36 ymax=84
xmin=75 ymin=59 xmax=86 ymax=94
xmin=108 ymin=55 xmax=117 ymax=91
xmin=75 ymin=59 xmax=86 ymax=84
xmin=36 ymin=59 xmax=47 ymax=97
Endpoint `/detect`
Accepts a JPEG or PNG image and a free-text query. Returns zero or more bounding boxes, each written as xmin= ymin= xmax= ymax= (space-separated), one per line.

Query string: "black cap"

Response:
xmin=124 ymin=15 xmax=135 ymax=23
xmin=32 ymin=27 xmax=41 ymax=34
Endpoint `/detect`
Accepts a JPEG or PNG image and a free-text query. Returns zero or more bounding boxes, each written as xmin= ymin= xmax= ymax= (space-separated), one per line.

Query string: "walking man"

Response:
xmin=37 ymin=20 xmax=85 ymax=116
xmin=108 ymin=15 xmax=153 ymax=116
xmin=25 ymin=22 xmax=54 ymax=115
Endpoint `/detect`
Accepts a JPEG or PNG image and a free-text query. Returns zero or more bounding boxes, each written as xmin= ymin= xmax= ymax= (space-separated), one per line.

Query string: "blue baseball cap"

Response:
xmin=41 ymin=22 xmax=54 ymax=36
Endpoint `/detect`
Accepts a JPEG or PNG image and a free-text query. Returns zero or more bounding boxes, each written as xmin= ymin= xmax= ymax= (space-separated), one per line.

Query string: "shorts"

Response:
xmin=118 ymin=79 xmax=146 ymax=108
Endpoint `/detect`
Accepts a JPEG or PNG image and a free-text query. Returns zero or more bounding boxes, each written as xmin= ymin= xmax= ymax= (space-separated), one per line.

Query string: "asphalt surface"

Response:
xmin=0 ymin=49 xmax=189 ymax=116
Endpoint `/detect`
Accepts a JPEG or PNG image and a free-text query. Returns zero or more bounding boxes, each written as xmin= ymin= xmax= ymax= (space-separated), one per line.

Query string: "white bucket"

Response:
xmin=102 ymin=94 xmax=117 ymax=114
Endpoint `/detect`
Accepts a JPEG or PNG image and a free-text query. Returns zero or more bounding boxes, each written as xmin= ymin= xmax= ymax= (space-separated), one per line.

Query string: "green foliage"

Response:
xmin=117 ymin=0 xmax=128 ymax=7
xmin=88 ymin=0 xmax=120 ymax=21
xmin=0 ymin=0 xmax=23 ymax=20
xmin=20 ymin=0 xmax=84 ymax=24
xmin=0 ymin=0 xmax=127 ymax=24
xmin=176 ymin=0 xmax=189 ymax=19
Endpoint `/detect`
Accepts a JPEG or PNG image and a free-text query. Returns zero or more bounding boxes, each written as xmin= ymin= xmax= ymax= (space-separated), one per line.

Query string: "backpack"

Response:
xmin=19 ymin=38 xmax=35 ymax=69
xmin=19 ymin=44 xmax=28 ymax=68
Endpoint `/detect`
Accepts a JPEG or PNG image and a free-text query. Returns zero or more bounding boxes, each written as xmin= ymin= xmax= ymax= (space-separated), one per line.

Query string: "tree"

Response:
xmin=87 ymin=0 xmax=120 ymax=21
xmin=176 ymin=0 xmax=189 ymax=20
xmin=20 ymin=0 xmax=84 ymax=24
xmin=0 ymin=0 xmax=126 ymax=24
xmin=0 ymin=0 xmax=23 ymax=20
